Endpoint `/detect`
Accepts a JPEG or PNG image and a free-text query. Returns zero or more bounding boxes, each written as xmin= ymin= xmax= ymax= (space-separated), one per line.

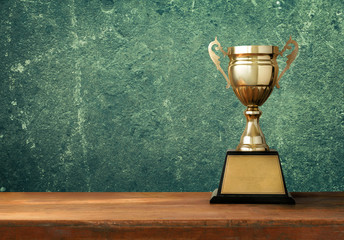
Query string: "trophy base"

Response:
xmin=210 ymin=150 xmax=295 ymax=204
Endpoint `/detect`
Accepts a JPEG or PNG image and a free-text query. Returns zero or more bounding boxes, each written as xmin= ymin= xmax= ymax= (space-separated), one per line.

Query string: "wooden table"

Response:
xmin=0 ymin=192 xmax=343 ymax=239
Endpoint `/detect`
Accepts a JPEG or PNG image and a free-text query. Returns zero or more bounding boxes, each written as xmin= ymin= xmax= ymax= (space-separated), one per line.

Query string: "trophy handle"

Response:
xmin=276 ymin=36 xmax=299 ymax=88
xmin=208 ymin=37 xmax=231 ymax=88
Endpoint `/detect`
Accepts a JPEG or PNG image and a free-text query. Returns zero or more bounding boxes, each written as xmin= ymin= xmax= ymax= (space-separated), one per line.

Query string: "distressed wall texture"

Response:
xmin=0 ymin=0 xmax=343 ymax=192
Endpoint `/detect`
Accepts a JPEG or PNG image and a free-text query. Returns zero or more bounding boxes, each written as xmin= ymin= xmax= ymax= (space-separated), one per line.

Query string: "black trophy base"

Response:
xmin=210 ymin=150 xmax=295 ymax=205
xmin=210 ymin=189 xmax=295 ymax=204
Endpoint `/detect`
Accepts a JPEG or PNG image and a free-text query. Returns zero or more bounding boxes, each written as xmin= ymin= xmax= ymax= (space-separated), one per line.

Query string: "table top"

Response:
xmin=0 ymin=192 xmax=343 ymax=226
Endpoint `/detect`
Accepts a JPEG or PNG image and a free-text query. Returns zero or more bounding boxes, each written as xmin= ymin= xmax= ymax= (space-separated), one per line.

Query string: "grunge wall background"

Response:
xmin=0 ymin=0 xmax=343 ymax=192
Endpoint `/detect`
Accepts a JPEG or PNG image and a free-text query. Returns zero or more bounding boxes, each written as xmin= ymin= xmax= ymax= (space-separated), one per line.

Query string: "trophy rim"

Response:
xmin=229 ymin=45 xmax=279 ymax=55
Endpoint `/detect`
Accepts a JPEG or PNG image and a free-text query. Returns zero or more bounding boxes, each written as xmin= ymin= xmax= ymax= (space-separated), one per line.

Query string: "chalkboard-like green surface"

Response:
xmin=0 ymin=0 xmax=343 ymax=192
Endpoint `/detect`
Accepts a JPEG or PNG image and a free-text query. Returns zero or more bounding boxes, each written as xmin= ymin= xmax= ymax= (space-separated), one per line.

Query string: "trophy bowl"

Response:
xmin=229 ymin=45 xmax=279 ymax=106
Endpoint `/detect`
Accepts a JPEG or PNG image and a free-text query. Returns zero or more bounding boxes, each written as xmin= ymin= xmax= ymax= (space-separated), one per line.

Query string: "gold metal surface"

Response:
xmin=221 ymin=155 xmax=285 ymax=194
xmin=208 ymin=37 xmax=230 ymax=88
xmin=208 ymin=36 xmax=298 ymax=151
xmin=229 ymin=45 xmax=279 ymax=54
xmin=276 ymin=36 xmax=299 ymax=88
xmin=237 ymin=106 xmax=268 ymax=151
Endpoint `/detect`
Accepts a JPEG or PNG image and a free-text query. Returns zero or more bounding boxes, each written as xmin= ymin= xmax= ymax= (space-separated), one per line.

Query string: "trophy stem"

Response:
xmin=236 ymin=106 xmax=269 ymax=151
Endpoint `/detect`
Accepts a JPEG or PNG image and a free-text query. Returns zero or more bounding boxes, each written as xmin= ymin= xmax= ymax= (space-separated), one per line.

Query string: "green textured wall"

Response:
xmin=0 ymin=0 xmax=343 ymax=192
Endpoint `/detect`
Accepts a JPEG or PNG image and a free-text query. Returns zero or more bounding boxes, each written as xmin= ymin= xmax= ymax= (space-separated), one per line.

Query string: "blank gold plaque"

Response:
xmin=221 ymin=155 xmax=285 ymax=194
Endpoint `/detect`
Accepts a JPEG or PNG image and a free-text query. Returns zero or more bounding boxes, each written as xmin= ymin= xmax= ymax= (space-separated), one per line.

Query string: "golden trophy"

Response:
xmin=208 ymin=36 xmax=298 ymax=204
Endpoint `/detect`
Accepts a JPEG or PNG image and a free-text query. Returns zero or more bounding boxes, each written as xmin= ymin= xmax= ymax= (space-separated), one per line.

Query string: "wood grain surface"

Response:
xmin=0 ymin=192 xmax=343 ymax=239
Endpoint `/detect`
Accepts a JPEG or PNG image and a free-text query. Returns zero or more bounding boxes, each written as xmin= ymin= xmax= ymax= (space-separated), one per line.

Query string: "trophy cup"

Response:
xmin=208 ymin=36 xmax=298 ymax=204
